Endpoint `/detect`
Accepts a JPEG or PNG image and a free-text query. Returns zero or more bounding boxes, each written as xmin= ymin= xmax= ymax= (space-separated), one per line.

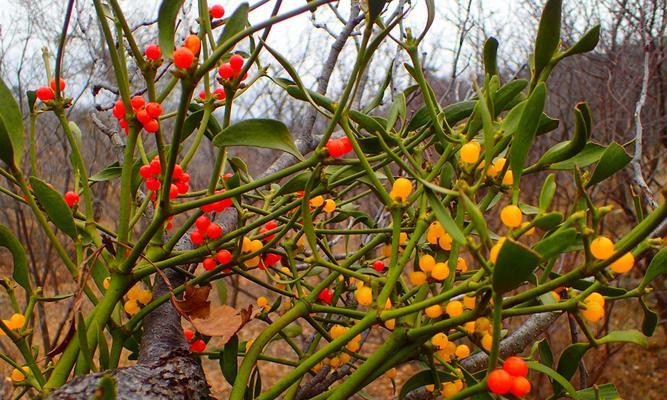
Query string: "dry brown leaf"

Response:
xmin=171 ymin=284 xmax=212 ymax=320
xmin=191 ymin=304 xmax=256 ymax=344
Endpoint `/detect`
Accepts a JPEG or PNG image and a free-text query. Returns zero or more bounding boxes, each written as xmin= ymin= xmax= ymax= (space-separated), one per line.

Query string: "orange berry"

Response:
xmin=184 ymin=34 xmax=201 ymax=54
xmin=456 ymin=257 xmax=468 ymax=273
xmin=346 ymin=340 xmax=360 ymax=352
xmin=445 ymin=301 xmax=464 ymax=317
xmin=455 ymin=344 xmax=470 ymax=359
xmin=103 ymin=277 xmax=111 ymax=289
xmin=503 ymin=356 xmax=528 ymax=377
xmin=419 ymin=254 xmax=436 ymax=272
xmin=502 ymin=169 xmax=514 ymax=185
xmin=464 ymin=321 xmax=476 ymax=333
xmin=425 ymin=304 xmax=443 ymax=318
xmin=391 ymin=178 xmax=413 ymax=201
xmin=431 ymin=262 xmax=450 ymax=281
xmin=475 ymin=317 xmax=491 ymax=333
xmin=500 ymin=205 xmax=523 ymax=228
xmin=438 ymin=232 xmax=452 ymax=251
xmin=124 ymin=300 xmax=139 ymax=315
xmin=481 ymin=333 xmax=493 ymax=351
xmin=257 ymin=296 xmax=269 ymax=310
xmin=427 ymin=221 xmax=445 ymax=244
xmin=510 ymin=376 xmax=531 ymax=397
xmin=582 ymin=301 xmax=604 ymax=322
xmin=398 ymin=232 xmax=408 ymax=245
xmin=309 ymin=195 xmax=324 ymax=207
xmin=137 ymin=290 xmax=152 ymax=305
xmin=384 ymin=319 xmax=396 ymax=330
xmin=431 ymin=333 xmax=449 ymax=348
xmin=356 ymin=287 xmax=373 ymax=306
xmin=610 ymin=252 xmax=634 ymax=273
xmin=50 ymin=78 xmax=66 ymax=92
xmin=585 ymin=292 xmax=605 ymax=307
xmin=590 ymin=236 xmax=614 ymax=260
xmin=487 ymin=369 xmax=512 ymax=394
xmin=323 ymin=199 xmax=336 ymax=213
xmin=463 ymin=295 xmax=475 ymax=309
xmin=330 ymin=324 xmax=347 ymax=339
xmin=520 ymin=222 xmax=536 ymax=236
xmin=459 ymin=140 xmax=481 ymax=164
xmin=10 ymin=367 xmax=30 ymax=382
xmin=6 ymin=314 xmax=25 ymax=330
xmin=489 ymin=238 xmax=506 ymax=263
xmin=441 ymin=381 xmax=460 ymax=397
xmin=410 ymin=271 xmax=427 ymax=285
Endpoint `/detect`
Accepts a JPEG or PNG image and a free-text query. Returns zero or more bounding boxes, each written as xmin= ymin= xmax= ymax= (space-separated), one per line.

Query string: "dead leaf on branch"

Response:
xmin=171 ymin=284 xmax=212 ymax=320
xmin=191 ymin=304 xmax=256 ymax=344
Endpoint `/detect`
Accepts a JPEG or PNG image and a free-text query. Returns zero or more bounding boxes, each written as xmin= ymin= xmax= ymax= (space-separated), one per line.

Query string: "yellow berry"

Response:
xmin=521 ymin=222 xmax=536 ymax=236
xmin=585 ymin=292 xmax=605 ymax=307
xmin=459 ymin=140 xmax=481 ymax=164
xmin=249 ymin=239 xmax=263 ymax=253
xmin=442 ymin=382 xmax=460 ymax=397
xmin=419 ymin=254 xmax=436 ymax=272
xmin=425 ymin=304 xmax=443 ymax=319
xmin=384 ymin=298 xmax=392 ymax=310
xmin=455 ymin=344 xmax=470 ymax=359
xmin=323 ymin=199 xmax=336 ymax=213
xmin=610 ymin=252 xmax=634 ymax=273
xmin=481 ymin=333 xmax=493 ymax=351
xmin=347 ymin=340 xmax=361 ymax=352
xmin=502 ymin=169 xmax=514 ymax=185
xmin=489 ymin=238 xmax=506 ymax=264
xmin=384 ymin=319 xmax=396 ymax=330
xmin=124 ymin=300 xmax=139 ymax=315
xmin=137 ymin=290 xmax=152 ymax=305
xmin=103 ymin=277 xmax=111 ymax=289
xmin=445 ymin=301 xmax=464 ymax=317
xmin=464 ymin=321 xmax=476 ymax=333
xmin=339 ymin=353 xmax=351 ymax=364
xmin=582 ymin=301 xmax=604 ymax=322
xmin=590 ymin=236 xmax=614 ymax=260
xmin=385 ymin=367 xmax=397 ymax=379
xmin=409 ymin=271 xmax=427 ymax=286
xmin=356 ymin=287 xmax=373 ymax=306
xmin=500 ymin=205 xmax=523 ymax=228
xmin=454 ymin=379 xmax=464 ymax=390
xmin=10 ymin=366 xmax=30 ymax=382
xmin=6 ymin=313 xmax=25 ymax=330
xmin=438 ymin=233 xmax=452 ymax=251
xmin=127 ymin=284 xmax=142 ymax=300
xmin=330 ymin=325 xmax=347 ymax=339
xmin=431 ymin=262 xmax=450 ymax=281
xmin=475 ymin=317 xmax=491 ymax=333
xmin=242 ymin=236 xmax=252 ymax=252
xmin=391 ymin=178 xmax=413 ymax=201
xmin=456 ymin=257 xmax=468 ymax=273
xmin=257 ymin=296 xmax=269 ymax=309
xmin=432 ymin=332 xmax=449 ymax=348
xmin=463 ymin=295 xmax=475 ymax=309
xmin=309 ymin=195 xmax=324 ymax=207
xmin=427 ymin=222 xmax=445 ymax=244
xmin=244 ymin=255 xmax=260 ymax=267
xmin=399 ymin=232 xmax=408 ymax=245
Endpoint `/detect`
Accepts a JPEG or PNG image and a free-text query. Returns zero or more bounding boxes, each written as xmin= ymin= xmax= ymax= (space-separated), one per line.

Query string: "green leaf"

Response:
xmin=283 ymin=322 xmax=302 ymax=338
xmin=533 ymin=0 xmax=562 ymax=78
xmin=549 ymin=143 xmax=605 ymax=170
xmin=221 ymin=335 xmax=239 ymax=385
xmin=212 ymin=119 xmax=302 ymax=159
xmin=217 ymin=3 xmax=249 ymax=47
xmin=535 ymin=103 xmax=591 ymax=167
xmin=533 ymin=228 xmax=577 ymax=259
xmin=276 ymin=172 xmax=312 ymax=196
xmin=215 ymin=279 xmax=228 ymax=305
xmin=539 ymin=174 xmax=557 ymax=210
xmin=640 ymin=298 xmax=658 ymax=336
xmin=538 ymin=339 xmax=554 ymax=368
xmin=425 ymin=190 xmax=465 ymax=246
xmin=597 ymin=329 xmax=648 ymax=348
xmin=533 ymin=211 xmax=563 ymax=230
xmin=358 ymin=135 xmax=399 ymax=154
xmin=29 ymin=177 xmax=78 ymax=239
xmin=586 ymin=142 xmax=631 ymax=187
xmin=510 ymin=83 xmax=546 ymax=186
xmin=475 ymin=86 xmax=495 ymax=165
xmin=493 ymin=239 xmax=542 ymax=293
xmin=0 ymin=77 xmax=25 ymax=166
xmin=576 ymin=383 xmax=620 ymax=400
xmin=157 ymin=0 xmax=186 ymax=58
xmin=398 ymin=369 xmax=456 ymax=399
xmin=0 ymin=225 xmax=30 ymax=291
xmin=460 ymin=193 xmax=490 ymax=245
xmin=527 ymin=360 xmax=580 ymax=400
xmin=640 ymin=247 xmax=667 ymax=290
xmin=90 ymin=163 xmax=122 ymax=183
xmin=553 ymin=343 xmax=590 ymax=395
xmin=483 ymin=37 xmax=499 ymax=77
xmin=368 ymin=0 xmax=387 ymax=24
xmin=561 ymin=25 xmax=600 ymax=58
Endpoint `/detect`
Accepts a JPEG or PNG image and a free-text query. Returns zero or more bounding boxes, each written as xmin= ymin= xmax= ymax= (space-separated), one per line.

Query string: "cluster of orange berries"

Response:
xmin=184 ymin=328 xmax=206 ymax=352
xmin=218 ymin=54 xmax=248 ymax=81
xmin=591 ymin=235 xmax=635 ymax=273
xmin=423 ymin=298 xmax=469 ymax=320
xmin=35 ymin=78 xmax=66 ymax=102
xmin=410 ymin=254 xmax=467 ymax=286
xmin=458 ymin=140 xmax=514 ymax=185
xmin=487 ymin=357 xmax=531 ymax=397
xmin=123 ymin=284 xmax=152 ymax=315
xmin=310 ymin=324 xmax=363 ymax=371
xmin=431 ymin=331 xmax=471 ymax=363
xmin=582 ymin=292 xmax=605 ymax=322
xmin=307 ymin=195 xmax=337 ymax=213
xmin=111 ymin=95 xmax=163 ymax=134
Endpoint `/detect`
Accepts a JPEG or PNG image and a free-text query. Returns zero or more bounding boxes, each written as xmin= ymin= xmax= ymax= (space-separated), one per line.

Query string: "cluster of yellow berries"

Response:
xmin=582 ymin=292 xmax=605 ymax=322
xmin=309 ymin=195 xmax=337 ymax=213
xmin=431 ymin=332 xmax=471 ymax=362
xmin=426 ymin=221 xmax=453 ymax=250
xmin=354 ymin=281 xmax=373 ymax=306
xmin=390 ymin=177 xmax=413 ymax=202
xmin=485 ymin=157 xmax=514 ymax=185
xmin=1 ymin=313 xmax=25 ymax=334
xmin=256 ymin=296 xmax=271 ymax=311
xmin=10 ymin=366 xmax=30 ymax=383
xmin=309 ymin=324 xmax=364 ymax=371
xmin=590 ymin=235 xmax=635 ymax=274
xmin=409 ymin=255 xmax=468 ymax=286
xmin=124 ymin=284 xmax=153 ymax=315
xmin=425 ymin=376 xmax=465 ymax=398
xmin=242 ymin=236 xmax=263 ymax=267
xmin=424 ymin=299 xmax=467 ymax=319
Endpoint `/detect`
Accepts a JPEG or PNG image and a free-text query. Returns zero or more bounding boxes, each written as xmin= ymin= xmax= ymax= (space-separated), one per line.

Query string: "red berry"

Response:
xmin=50 ymin=78 xmax=66 ymax=92
xmin=176 ymin=182 xmax=189 ymax=194
xmin=184 ymin=34 xmax=201 ymax=55
xmin=136 ymin=108 xmax=151 ymax=124
xmin=198 ymin=90 xmax=207 ymax=100
xmin=112 ymin=101 xmax=125 ymax=119
xmin=372 ymin=260 xmax=385 ymax=272
xmin=213 ymin=88 xmax=226 ymax=100
xmin=146 ymin=102 xmax=163 ymax=118
xmin=318 ymin=288 xmax=333 ymax=304
xmin=139 ymin=165 xmax=153 ymax=179
xmin=202 ymin=257 xmax=217 ymax=271
xmin=264 ymin=253 xmax=282 ymax=267
xmin=340 ymin=137 xmax=353 ymax=153
xmin=195 ymin=216 xmax=210 ymax=232
xmin=510 ymin=376 xmax=531 ymax=397
xmin=189 ymin=339 xmax=206 ymax=352
xmin=169 ymin=184 xmax=180 ymax=199
xmin=143 ymin=118 xmax=159 ymax=133
xmin=131 ymin=96 xmax=145 ymax=111
xmin=487 ymin=369 xmax=512 ymax=395
xmin=145 ymin=178 xmax=160 ymax=191
xmin=190 ymin=230 xmax=204 ymax=245
xmin=215 ymin=249 xmax=232 ymax=265
xmin=325 ymin=138 xmax=351 ymax=158
xmin=206 ymin=223 xmax=223 ymax=239
xmin=223 ymin=173 xmax=234 ymax=181
xmin=209 ymin=4 xmax=225 ymax=19
xmin=63 ymin=191 xmax=80 ymax=207
xmin=183 ymin=328 xmax=195 ymax=342
xmin=36 ymin=86 xmax=55 ymax=101
xmin=218 ymin=63 xmax=234 ymax=79
xmin=180 ymin=173 xmax=190 ymax=183
xmin=173 ymin=47 xmax=195 ymax=69
xmin=503 ymin=356 xmax=528 ymax=377
xmin=119 ymin=119 xmax=129 ymax=134
xmin=145 ymin=44 xmax=162 ymax=60
xmin=265 ymin=221 xmax=278 ymax=230
xmin=149 ymin=158 xmax=162 ymax=175
xmin=172 ymin=164 xmax=184 ymax=180
xmin=229 ymin=54 xmax=244 ymax=71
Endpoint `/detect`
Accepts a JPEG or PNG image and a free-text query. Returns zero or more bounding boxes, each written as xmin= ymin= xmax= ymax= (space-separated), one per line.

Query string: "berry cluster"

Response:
xmin=1 ymin=313 xmax=25 ymax=333
xmin=63 ymin=191 xmax=80 ymax=208
xmin=198 ymin=87 xmax=226 ymax=101
xmin=35 ymin=78 xmax=66 ymax=102
xmin=123 ymin=284 xmax=153 ymax=315
xmin=190 ymin=215 xmax=223 ymax=246
xmin=184 ymin=328 xmax=206 ymax=352
xmin=200 ymin=189 xmax=233 ymax=213
xmin=139 ymin=157 xmax=190 ymax=199
xmin=111 ymin=96 xmax=163 ymax=134
xmin=218 ymin=54 xmax=247 ymax=81
xmin=173 ymin=35 xmax=201 ymax=69
xmin=582 ymin=292 xmax=605 ymax=322
xmin=325 ymin=137 xmax=353 ymax=158
xmin=487 ymin=357 xmax=531 ymax=397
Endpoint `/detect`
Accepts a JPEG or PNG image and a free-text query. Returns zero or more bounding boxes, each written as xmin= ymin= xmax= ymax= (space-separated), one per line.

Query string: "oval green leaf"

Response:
xmin=212 ymin=119 xmax=302 ymax=159
xmin=0 ymin=77 xmax=25 ymax=166
xmin=0 ymin=225 xmax=31 ymax=291
xmin=29 ymin=177 xmax=78 ymax=238
xmin=157 ymin=0 xmax=185 ymax=58
xmin=493 ymin=238 xmax=542 ymax=293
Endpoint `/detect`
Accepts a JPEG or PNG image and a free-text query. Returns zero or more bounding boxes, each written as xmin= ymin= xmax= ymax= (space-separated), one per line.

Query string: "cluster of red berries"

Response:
xmin=259 ymin=253 xmax=281 ymax=270
xmin=218 ymin=54 xmax=247 ymax=81
xmin=325 ymin=137 xmax=353 ymax=158
xmin=184 ymin=328 xmax=206 ymax=352
xmin=487 ymin=357 xmax=531 ymax=397
xmin=202 ymin=250 xmax=232 ymax=272
xmin=111 ymin=96 xmax=163 ymax=134
xmin=198 ymin=87 xmax=226 ymax=101
xmin=139 ymin=157 xmax=190 ymax=199
xmin=318 ymin=288 xmax=333 ymax=304
xmin=35 ymin=78 xmax=66 ymax=102
xmin=173 ymin=35 xmax=201 ymax=69
xmin=190 ymin=215 xmax=224 ymax=246
xmin=200 ymin=189 xmax=233 ymax=213
xmin=209 ymin=4 xmax=225 ymax=19
xmin=258 ymin=220 xmax=278 ymax=242
xmin=63 ymin=191 xmax=80 ymax=208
